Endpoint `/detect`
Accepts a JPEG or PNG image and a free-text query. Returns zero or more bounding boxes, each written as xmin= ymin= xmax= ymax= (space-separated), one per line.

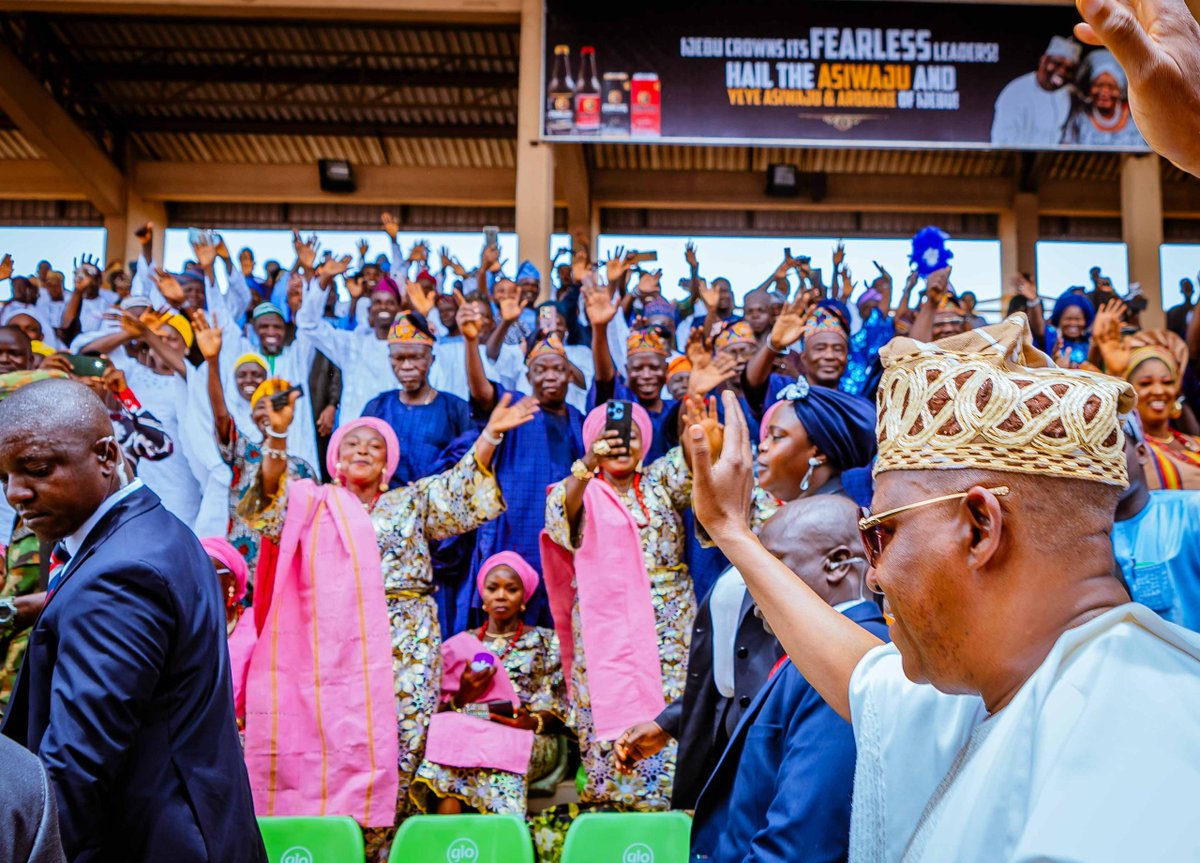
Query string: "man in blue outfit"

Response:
xmin=690 ymin=495 xmax=888 ymax=863
xmin=1113 ymin=417 xmax=1200 ymax=630
xmin=0 ymin=379 xmax=264 ymax=863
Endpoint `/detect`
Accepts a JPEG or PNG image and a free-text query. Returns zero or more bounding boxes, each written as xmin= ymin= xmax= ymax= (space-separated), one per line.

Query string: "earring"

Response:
xmin=1171 ymin=398 xmax=1184 ymax=420
xmin=799 ymin=457 xmax=822 ymax=493
xmin=379 ymin=481 xmax=388 ymax=492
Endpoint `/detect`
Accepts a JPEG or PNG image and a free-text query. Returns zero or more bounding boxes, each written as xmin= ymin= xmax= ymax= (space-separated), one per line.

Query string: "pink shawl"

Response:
xmin=243 ymin=478 xmax=399 ymax=827
xmin=424 ymin=632 xmax=534 ymax=775
xmin=540 ymin=479 xmax=664 ymax=741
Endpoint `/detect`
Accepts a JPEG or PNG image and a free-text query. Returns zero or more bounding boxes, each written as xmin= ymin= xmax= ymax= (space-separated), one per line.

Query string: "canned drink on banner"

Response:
xmin=630 ymin=73 xmax=661 ymax=137
xmin=602 ymin=72 xmax=630 ymax=135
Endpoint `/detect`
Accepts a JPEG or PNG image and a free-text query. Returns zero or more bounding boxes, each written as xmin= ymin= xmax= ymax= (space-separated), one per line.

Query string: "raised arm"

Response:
xmin=584 ymin=282 xmax=618 ymax=395
xmin=259 ymin=389 xmax=300 ymax=500
xmin=688 ymin=391 xmax=883 ymax=722
xmin=192 ymin=310 xmax=234 ymax=448
xmin=1013 ymin=274 xmax=1045 ymax=342
xmin=746 ymin=288 xmax=817 ymax=391
xmin=457 ymin=299 xmax=498 ymax=409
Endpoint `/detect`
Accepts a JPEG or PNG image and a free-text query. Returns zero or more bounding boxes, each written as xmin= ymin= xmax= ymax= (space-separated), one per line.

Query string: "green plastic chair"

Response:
xmin=390 ymin=814 xmax=534 ymax=863
xmin=561 ymin=811 xmax=691 ymax=863
xmin=257 ymin=816 xmax=364 ymax=863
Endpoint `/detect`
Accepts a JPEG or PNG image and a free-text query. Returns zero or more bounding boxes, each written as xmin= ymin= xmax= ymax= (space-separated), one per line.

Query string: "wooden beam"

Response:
xmin=0 ymin=44 xmax=126 ymax=216
xmin=592 ymin=170 xmax=1017 ymax=213
xmin=0 ymin=0 xmax=520 ymax=21
xmin=0 ymin=160 xmax=87 ymax=199
xmin=134 ymin=161 xmax=517 ymax=206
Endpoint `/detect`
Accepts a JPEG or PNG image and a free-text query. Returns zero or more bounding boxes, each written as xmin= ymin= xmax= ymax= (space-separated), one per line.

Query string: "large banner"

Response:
xmin=541 ymin=0 xmax=1148 ymax=151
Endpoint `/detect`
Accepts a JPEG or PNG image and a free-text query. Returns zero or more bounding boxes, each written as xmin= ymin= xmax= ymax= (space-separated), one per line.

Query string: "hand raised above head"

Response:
xmin=688 ymin=391 xmax=754 ymax=541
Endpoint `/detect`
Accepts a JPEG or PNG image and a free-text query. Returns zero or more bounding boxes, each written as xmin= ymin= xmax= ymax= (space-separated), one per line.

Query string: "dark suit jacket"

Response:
xmin=690 ymin=601 xmax=890 ymax=863
xmin=0 ymin=733 xmax=64 ymax=863
xmin=656 ymin=578 xmax=785 ymax=810
xmin=1 ymin=486 xmax=266 ymax=863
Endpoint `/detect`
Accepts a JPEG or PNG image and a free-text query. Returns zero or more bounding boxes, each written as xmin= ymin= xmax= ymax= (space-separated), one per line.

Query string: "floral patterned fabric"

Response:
xmin=410 ymin=625 xmax=567 ymax=815
xmin=545 ymin=447 xmax=696 ymax=810
xmin=219 ymin=428 xmax=314 ymax=592
xmin=544 ymin=447 xmax=777 ymax=812
xmin=247 ymin=445 xmax=504 ymax=862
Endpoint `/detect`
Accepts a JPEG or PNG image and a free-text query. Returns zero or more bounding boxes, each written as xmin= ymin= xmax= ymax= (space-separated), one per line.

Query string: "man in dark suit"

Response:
xmin=0 ymin=379 xmax=265 ymax=863
xmin=616 ymin=564 xmax=783 ymax=809
xmin=690 ymin=496 xmax=889 ymax=863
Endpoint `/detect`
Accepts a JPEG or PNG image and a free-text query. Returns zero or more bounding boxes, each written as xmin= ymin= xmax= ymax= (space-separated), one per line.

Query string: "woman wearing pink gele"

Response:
xmin=542 ymin=398 xmax=776 ymax=811
xmin=411 ymin=551 xmax=567 ymax=816
xmin=199 ymin=536 xmax=255 ymax=730
xmin=241 ymin=388 xmax=538 ymax=860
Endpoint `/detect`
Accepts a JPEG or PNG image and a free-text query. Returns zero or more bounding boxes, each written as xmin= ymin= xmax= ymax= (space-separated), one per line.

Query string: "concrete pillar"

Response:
xmin=104 ymin=190 xmax=166 ymax=269
xmin=1121 ymin=153 xmax=1165 ymax=329
xmin=516 ymin=0 xmax=555 ymax=300
xmin=998 ymin=191 xmax=1039 ymax=312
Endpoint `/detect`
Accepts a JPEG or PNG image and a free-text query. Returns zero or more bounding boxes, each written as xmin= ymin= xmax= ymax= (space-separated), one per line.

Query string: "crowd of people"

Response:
xmin=1 ymin=207 xmax=1198 ymax=860
xmin=2 ymin=0 xmax=1200 ymax=859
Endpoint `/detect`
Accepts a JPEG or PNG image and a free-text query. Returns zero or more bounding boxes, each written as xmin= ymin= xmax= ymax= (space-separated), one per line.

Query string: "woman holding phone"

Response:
xmin=241 ymin=386 xmax=538 ymax=859
xmin=410 ymin=551 xmax=566 ymax=816
xmin=541 ymin=398 xmax=777 ymax=812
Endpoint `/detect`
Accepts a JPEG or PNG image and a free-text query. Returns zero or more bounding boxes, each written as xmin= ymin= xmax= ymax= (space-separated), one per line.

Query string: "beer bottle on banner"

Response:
xmin=631 ymin=73 xmax=662 ymax=137
xmin=547 ymin=44 xmax=574 ymax=135
xmin=574 ymin=46 xmax=601 ymax=134
xmin=602 ymin=72 xmax=630 ymax=136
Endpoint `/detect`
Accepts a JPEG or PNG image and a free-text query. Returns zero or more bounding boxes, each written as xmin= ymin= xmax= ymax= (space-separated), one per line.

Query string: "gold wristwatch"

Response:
xmin=570 ymin=459 xmax=593 ymax=481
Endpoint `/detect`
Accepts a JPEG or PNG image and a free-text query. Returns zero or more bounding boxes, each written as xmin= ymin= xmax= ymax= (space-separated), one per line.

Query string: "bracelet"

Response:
xmin=481 ymin=429 xmax=504 ymax=446
xmin=262 ymin=449 xmax=289 ymax=461
xmin=533 ymin=712 xmax=545 ymax=735
xmin=265 ymin=428 xmax=288 ymax=440
xmin=765 ymin=333 xmax=787 ymax=355
xmin=571 ymin=459 xmax=594 ymax=482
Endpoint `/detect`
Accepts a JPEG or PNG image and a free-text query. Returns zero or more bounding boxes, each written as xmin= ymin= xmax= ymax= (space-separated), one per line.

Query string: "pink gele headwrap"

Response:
xmin=582 ymin=401 xmax=654 ymax=463
xmin=327 ymin=417 xmax=401 ymax=484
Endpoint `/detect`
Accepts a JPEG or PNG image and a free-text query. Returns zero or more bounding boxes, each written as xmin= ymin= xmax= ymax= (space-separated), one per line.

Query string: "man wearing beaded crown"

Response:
xmin=688 ymin=313 xmax=1200 ymax=862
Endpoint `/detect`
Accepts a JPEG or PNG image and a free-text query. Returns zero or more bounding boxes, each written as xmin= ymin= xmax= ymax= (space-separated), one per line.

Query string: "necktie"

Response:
xmin=47 ymin=543 xmax=71 ymax=592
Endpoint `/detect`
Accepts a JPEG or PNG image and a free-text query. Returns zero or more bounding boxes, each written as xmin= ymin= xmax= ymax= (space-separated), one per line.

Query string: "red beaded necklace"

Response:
xmin=478 ymin=620 xmax=525 ymax=663
xmin=602 ymin=472 xmax=650 ymax=526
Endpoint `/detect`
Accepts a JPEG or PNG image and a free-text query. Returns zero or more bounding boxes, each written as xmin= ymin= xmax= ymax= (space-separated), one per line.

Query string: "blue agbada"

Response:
xmin=841 ymin=306 xmax=894 ymax=398
xmin=776 ymin=380 xmax=877 ymax=472
xmin=360 ymin=389 xmax=476 ymax=486
xmin=469 ymin=381 xmax=584 ymax=628
xmin=1113 ymin=491 xmax=1200 ymax=631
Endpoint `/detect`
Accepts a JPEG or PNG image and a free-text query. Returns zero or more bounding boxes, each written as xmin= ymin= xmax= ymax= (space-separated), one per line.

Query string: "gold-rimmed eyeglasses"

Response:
xmin=858 ymin=486 xmax=1010 ymax=567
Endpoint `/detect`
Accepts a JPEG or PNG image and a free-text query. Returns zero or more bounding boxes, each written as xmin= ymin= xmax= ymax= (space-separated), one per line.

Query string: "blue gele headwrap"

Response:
xmin=910 ymin=226 xmax=954 ymax=278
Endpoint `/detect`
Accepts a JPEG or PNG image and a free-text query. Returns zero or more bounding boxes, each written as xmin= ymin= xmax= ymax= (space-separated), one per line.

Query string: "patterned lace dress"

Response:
xmin=410 ymin=625 xmax=567 ymax=815
xmin=247 ymin=445 xmax=504 ymax=861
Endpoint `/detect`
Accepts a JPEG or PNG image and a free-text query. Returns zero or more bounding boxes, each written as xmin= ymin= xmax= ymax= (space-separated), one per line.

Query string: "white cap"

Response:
xmin=1045 ymin=36 xmax=1082 ymax=62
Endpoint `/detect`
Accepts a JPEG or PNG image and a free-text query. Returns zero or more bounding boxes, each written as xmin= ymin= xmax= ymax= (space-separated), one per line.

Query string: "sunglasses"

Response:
xmin=858 ymin=486 xmax=1010 ymax=567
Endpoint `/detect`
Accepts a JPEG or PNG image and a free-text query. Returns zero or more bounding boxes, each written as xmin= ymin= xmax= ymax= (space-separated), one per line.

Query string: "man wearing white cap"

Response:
xmin=991 ymin=36 xmax=1081 ymax=146
xmin=690 ymin=314 xmax=1200 ymax=861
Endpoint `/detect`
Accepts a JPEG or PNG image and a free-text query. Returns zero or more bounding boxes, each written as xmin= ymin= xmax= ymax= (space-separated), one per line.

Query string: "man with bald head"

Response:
xmin=691 ymin=315 xmax=1200 ymax=861
xmin=689 ymin=496 xmax=887 ymax=863
xmin=0 ymin=378 xmax=265 ymax=862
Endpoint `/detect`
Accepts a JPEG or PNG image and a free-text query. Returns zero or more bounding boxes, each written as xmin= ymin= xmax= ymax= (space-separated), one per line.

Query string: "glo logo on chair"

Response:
xmin=279 ymin=847 xmax=313 ymax=863
xmin=446 ymin=837 xmax=479 ymax=862
xmin=622 ymin=843 xmax=654 ymax=863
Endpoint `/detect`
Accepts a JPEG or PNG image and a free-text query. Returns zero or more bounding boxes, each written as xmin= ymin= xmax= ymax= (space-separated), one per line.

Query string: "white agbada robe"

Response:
xmin=847 ymin=603 xmax=1200 ymax=862
xmin=293 ymin=286 xmax=392 ymax=425
xmin=990 ymin=71 xmax=1071 ymax=147
xmin=205 ymin=278 xmax=319 ymax=469
xmin=428 ymin=334 xmax=525 ymax=401
xmin=122 ymin=362 xmax=204 ymax=531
